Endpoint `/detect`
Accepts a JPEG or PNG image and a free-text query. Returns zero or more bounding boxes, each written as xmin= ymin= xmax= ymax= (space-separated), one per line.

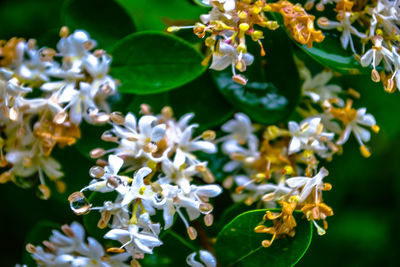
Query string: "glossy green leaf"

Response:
xmin=213 ymin=28 xmax=301 ymax=124
xmin=61 ymin=0 xmax=135 ymax=49
xmin=300 ymin=33 xmax=369 ymax=75
xmin=191 ymin=0 xmax=211 ymax=8
xmin=115 ymin=0 xmax=207 ymax=31
xmin=168 ymin=72 xmax=234 ymax=129
xmin=215 ymin=209 xmax=312 ymax=267
xmin=126 ymin=72 xmax=234 ymax=129
xmin=111 ymin=32 xmax=207 ymax=94
xmin=22 ymin=221 xmax=60 ymax=266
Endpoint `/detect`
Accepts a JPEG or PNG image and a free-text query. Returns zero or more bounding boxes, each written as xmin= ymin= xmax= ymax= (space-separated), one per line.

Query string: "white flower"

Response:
xmin=121 ymin=167 xmax=156 ymax=210
xmin=221 ymin=138 xmax=259 ymax=172
xmin=82 ymin=53 xmax=117 ymax=98
xmin=30 ymin=246 xmax=57 ymax=266
xmin=360 ymin=35 xmax=393 ymax=70
xmin=186 ymin=250 xmax=217 ymax=267
xmin=391 ymin=47 xmax=400 ymax=90
xmin=82 ymin=155 xmax=127 ymax=193
xmin=49 ymin=222 xmax=87 ymax=255
xmin=104 ymin=223 xmax=162 ymax=255
xmin=369 ymin=0 xmax=399 ymax=37
xmin=160 ymin=155 xmax=199 ymax=194
xmin=57 ymin=30 xmax=96 ymax=73
xmin=232 ymin=175 xmax=291 ymax=203
xmin=317 ymin=13 xmax=367 ymax=53
xmin=177 ymin=184 xmax=222 ymax=220
xmin=113 ymin=114 xmax=167 ymax=161
xmin=210 ymin=42 xmax=254 ymax=74
xmin=336 ymin=108 xmax=377 ymax=148
xmin=6 ymin=150 xmax=63 ymax=179
xmin=202 ymin=0 xmax=235 ymax=11
xmin=286 ymin=167 xmax=329 ymax=202
xmin=288 ymin=117 xmax=334 ymax=156
xmin=221 ymin=113 xmax=255 ymax=143
xmin=155 ymin=183 xmax=180 ymax=229
xmin=300 ymin=69 xmax=343 ymax=104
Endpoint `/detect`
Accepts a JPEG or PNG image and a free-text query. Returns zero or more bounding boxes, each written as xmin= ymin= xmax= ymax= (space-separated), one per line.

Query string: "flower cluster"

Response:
xmin=25 ymin=222 xmax=131 ymax=267
xmin=0 ymin=27 xmax=117 ymax=198
xmin=68 ymin=107 xmax=220 ymax=264
xmin=220 ymin=63 xmax=378 ymax=246
xmin=315 ymin=0 xmax=400 ymax=91
xmin=168 ymin=0 xmax=323 ymax=85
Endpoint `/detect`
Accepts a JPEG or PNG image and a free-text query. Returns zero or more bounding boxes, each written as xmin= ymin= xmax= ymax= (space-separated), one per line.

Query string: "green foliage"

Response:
xmin=61 ymin=0 xmax=135 ymax=49
xmin=111 ymin=32 xmax=207 ymax=94
xmin=215 ymin=210 xmax=313 ymax=267
xmin=127 ymin=72 xmax=234 ymax=130
xmin=115 ymin=0 xmax=207 ymax=31
xmin=213 ymin=28 xmax=301 ymax=124
xmin=300 ymin=33 xmax=369 ymax=75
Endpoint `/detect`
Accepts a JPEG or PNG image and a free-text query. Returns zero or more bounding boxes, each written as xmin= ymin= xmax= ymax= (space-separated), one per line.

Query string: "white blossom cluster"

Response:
xmin=315 ymin=0 xmax=400 ymax=90
xmin=168 ymin=0 xmax=281 ymax=85
xmin=26 ymin=222 xmax=131 ymax=267
xmin=220 ymin=65 xmax=378 ymax=234
xmin=0 ymin=28 xmax=116 ymax=198
xmin=69 ymin=108 xmax=220 ymax=266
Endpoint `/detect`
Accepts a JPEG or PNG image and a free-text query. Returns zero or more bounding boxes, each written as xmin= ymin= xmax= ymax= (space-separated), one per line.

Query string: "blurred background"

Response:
xmin=1 ymin=0 xmax=399 ymax=266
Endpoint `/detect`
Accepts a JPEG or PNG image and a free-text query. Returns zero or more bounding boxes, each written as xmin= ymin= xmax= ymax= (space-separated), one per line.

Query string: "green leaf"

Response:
xmin=168 ymin=72 xmax=234 ymax=129
xmin=300 ymin=33 xmax=369 ymax=75
xmin=61 ymin=0 xmax=135 ymax=49
xmin=191 ymin=0 xmax=211 ymax=8
xmin=22 ymin=221 xmax=60 ymax=266
xmin=142 ymin=231 xmax=198 ymax=267
xmin=111 ymin=32 xmax=207 ymax=94
xmin=215 ymin=209 xmax=312 ymax=267
xmin=115 ymin=0 xmax=207 ymax=31
xmin=213 ymin=28 xmax=301 ymax=124
xmin=126 ymin=71 xmax=233 ymax=129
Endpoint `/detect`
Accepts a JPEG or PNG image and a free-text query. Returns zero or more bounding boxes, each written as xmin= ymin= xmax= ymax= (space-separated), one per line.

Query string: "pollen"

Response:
xmin=360 ymin=145 xmax=371 ymax=158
